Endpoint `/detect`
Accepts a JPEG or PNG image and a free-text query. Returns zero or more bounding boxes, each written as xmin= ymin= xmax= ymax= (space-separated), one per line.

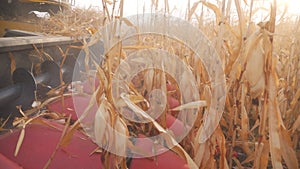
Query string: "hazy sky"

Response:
xmin=74 ymin=0 xmax=300 ymax=19
xmin=75 ymin=0 xmax=191 ymax=17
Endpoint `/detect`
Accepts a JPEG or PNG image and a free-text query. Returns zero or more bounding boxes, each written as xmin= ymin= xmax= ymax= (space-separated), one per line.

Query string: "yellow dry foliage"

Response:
xmin=8 ymin=0 xmax=300 ymax=169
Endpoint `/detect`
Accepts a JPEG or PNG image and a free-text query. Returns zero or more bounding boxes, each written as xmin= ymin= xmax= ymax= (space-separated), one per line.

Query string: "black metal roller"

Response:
xmin=0 ymin=68 xmax=36 ymax=118
xmin=13 ymin=68 xmax=36 ymax=89
xmin=0 ymin=84 xmax=22 ymax=107
xmin=35 ymin=59 xmax=76 ymax=100
xmin=0 ymin=59 xmax=75 ymax=119
xmin=11 ymin=68 xmax=36 ymax=110
xmin=35 ymin=60 xmax=61 ymax=88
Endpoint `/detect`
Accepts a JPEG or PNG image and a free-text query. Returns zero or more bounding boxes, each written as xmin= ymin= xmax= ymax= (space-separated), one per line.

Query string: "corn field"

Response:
xmin=6 ymin=0 xmax=300 ymax=169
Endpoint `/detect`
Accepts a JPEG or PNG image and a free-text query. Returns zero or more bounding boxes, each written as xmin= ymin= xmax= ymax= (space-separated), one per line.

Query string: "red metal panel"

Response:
xmin=0 ymin=120 xmax=102 ymax=169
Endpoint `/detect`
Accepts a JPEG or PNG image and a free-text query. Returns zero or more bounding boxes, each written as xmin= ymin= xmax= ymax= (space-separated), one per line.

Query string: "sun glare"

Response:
xmin=74 ymin=0 xmax=300 ymax=18
xmin=267 ymin=0 xmax=300 ymax=15
xmin=282 ymin=0 xmax=300 ymax=15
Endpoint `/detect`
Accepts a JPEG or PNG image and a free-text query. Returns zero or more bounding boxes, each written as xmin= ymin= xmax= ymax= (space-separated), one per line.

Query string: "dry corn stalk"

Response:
xmin=40 ymin=7 xmax=104 ymax=37
xmin=3 ymin=0 xmax=299 ymax=169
